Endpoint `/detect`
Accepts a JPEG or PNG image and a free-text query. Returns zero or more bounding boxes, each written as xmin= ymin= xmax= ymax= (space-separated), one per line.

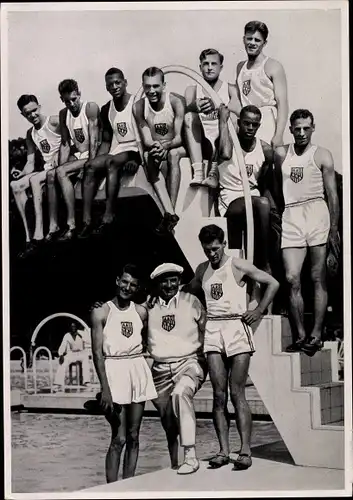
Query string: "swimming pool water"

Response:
xmin=11 ymin=413 xmax=281 ymax=493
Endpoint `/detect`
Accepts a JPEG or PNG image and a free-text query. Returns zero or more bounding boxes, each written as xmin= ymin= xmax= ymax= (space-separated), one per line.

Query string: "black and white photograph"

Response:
xmin=2 ymin=1 xmax=351 ymax=497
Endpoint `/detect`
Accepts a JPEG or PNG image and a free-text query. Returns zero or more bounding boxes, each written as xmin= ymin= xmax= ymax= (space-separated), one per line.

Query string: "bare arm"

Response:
xmin=135 ymin=304 xmax=149 ymax=353
xmin=161 ymin=94 xmax=185 ymax=150
xmin=184 ymin=85 xmax=199 ymax=113
xmin=267 ymin=59 xmax=288 ymax=147
xmin=91 ymin=307 xmax=111 ymax=398
xmin=218 ymin=104 xmax=233 ymax=161
xmin=57 ymin=334 xmax=69 ymax=356
xmin=227 ymin=83 xmax=242 ymax=117
xmin=97 ymin=103 xmax=113 ymax=156
xmin=132 ymin=99 xmax=155 ymax=150
xmin=194 ymin=297 xmax=207 ymax=344
xmin=273 ymin=146 xmax=287 ymax=215
xmin=86 ymin=101 xmax=100 ymax=160
xmin=58 ymin=108 xmax=71 ymax=166
xmin=319 ymin=148 xmax=340 ymax=255
xmin=18 ymin=130 xmax=36 ymax=177
xmin=182 ymin=262 xmax=207 ymax=296
xmin=233 ymin=259 xmax=279 ymax=322
xmin=257 ymin=141 xmax=274 ymax=201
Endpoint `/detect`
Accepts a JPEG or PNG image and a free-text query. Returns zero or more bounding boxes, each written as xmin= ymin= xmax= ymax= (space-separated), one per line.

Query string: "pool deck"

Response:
xmin=79 ymin=457 xmax=346 ymax=496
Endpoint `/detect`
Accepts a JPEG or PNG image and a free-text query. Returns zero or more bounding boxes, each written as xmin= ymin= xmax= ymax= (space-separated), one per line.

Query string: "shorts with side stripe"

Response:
xmin=204 ymin=318 xmax=255 ymax=357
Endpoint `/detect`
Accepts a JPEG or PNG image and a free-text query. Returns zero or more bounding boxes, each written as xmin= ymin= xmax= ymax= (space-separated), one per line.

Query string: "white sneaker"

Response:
xmin=177 ymin=458 xmax=200 ymax=475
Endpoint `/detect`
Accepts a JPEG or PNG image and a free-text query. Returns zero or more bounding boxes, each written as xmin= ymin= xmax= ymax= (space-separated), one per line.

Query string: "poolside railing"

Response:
xmin=10 ymin=346 xmax=28 ymax=391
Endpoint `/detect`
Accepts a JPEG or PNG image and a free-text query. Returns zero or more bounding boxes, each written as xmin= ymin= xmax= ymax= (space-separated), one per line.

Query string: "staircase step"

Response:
xmin=300 ymin=349 xmax=333 ymax=386
xmin=317 ymin=382 xmax=344 ymax=425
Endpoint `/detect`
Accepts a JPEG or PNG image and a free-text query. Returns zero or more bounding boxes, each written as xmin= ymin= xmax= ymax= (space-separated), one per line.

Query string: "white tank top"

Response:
xmin=237 ymin=56 xmax=276 ymax=108
xmin=196 ymin=80 xmax=229 ymax=134
xmin=202 ymin=257 xmax=247 ymax=317
xmin=144 ymin=92 xmax=175 ymax=144
xmin=66 ymin=101 xmax=89 ymax=154
xmin=108 ymin=96 xmax=139 ymax=154
xmin=102 ymin=301 xmax=143 ymax=357
xmin=31 ymin=117 xmax=61 ymax=166
xmin=282 ymin=144 xmax=324 ymax=207
xmin=218 ymin=138 xmax=264 ymax=214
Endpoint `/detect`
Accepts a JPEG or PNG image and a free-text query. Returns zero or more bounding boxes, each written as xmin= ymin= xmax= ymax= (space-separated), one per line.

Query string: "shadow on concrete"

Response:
xmin=251 ymin=439 xmax=295 ymax=465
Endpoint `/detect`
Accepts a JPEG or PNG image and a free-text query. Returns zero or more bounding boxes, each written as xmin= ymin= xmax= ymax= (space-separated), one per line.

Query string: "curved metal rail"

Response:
xmin=133 ymin=64 xmax=254 ymax=263
xmin=32 ymin=346 xmax=54 ymax=394
xmin=10 ymin=346 xmax=28 ymax=391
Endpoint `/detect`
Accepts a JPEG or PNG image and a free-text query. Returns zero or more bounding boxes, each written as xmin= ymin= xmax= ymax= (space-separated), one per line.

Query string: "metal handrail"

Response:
xmin=133 ymin=64 xmax=254 ymax=263
xmin=10 ymin=346 xmax=28 ymax=391
xmin=32 ymin=346 xmax=53 ymax=394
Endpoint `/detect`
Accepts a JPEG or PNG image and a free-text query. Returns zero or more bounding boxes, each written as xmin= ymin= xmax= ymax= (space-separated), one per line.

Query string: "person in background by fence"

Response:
xmin=53 ymin=321 xmax=91 ymax=391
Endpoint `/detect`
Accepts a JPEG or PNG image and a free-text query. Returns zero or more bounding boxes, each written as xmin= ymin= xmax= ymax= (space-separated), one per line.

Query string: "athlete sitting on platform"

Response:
xmin=52 ymin=79 xmax=100 ymax=241
xmin=184 ymin=224 xmax=279 ymax=470
xmin=10 ymin=94 xmax=61 ymax=258
xmin=79 ymin=68 xmax=142 ymax=238
xmin=274 ymin=109 xmax=340 ymax=356
xmin=184 ymin=48 xmax=239 ymax=187
xmin=53 ymin=321 xmax=91 ymax=391
xmin=216 ymin=104 xmax=276 ymax=276
xmin=90 ymin=264 xmax=157 ymax=483
xmin=133 ymin=67 xmax=187 ymax=234
xmin=147 ymin=263 xmax=207 ymax=474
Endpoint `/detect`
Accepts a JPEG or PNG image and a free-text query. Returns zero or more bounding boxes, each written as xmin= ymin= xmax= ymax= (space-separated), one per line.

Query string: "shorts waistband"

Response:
xmin=104 ymin=353 xmax=143 ymax=360
xmin=207 ymin=313 xmax=244 ymax=321
xmin=285 ymin=197 xmax=325 ymax=208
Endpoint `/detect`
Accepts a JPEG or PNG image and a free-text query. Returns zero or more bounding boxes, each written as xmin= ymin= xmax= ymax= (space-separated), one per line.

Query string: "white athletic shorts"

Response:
xmin=281 ymin=198 xmax=330 ymax=249
xmin=204 ymin=318 xmax=255 ymax=357
xmin=105 ymin=355 xmax=157 ymax=405
xmin=257 ymin=106 xmax=277 ymax=145
xmin=43 ymin=162 xmax=54 ymax=171
xmin=74 ymin=150 xmax=89 ymax=161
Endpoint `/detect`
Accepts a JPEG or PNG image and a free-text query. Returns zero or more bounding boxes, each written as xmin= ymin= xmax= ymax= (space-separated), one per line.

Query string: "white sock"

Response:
xmin=184 ymin=445 xmax=196 ymax=460
xmin=191 ymin=162 xmax=204 ymax=182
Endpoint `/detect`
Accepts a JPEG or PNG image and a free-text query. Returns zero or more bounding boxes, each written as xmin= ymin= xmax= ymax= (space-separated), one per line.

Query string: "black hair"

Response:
xmin=199 ymin=48 xmax=224 ymax=65
xmin=58 ymin=79 xmax=79 ymax=96
xmin=142 ymin=66 xmax=165 ymax=83
xmin=240 ymin=105 xmax=262 ymax=120
xmin=120 ymin=263 xmax=142 ymax=281
xmin=290 ymin=109 xmax=315 ymax=126
xmin=198 ymin=225 xmax=225 ymax=245
xmin=105 ymin=67 xmax=125 ymax=79
xmin=17 ymin=94 xmax=39 ymax=111
xmin=244 ymin=21 xmax=269 ymax=41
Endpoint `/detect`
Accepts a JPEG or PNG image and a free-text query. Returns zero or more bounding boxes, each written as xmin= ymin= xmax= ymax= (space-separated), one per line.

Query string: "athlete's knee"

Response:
xmin=172 ymin=380 xmax=194 ymax=401
xmin=213 ymin=389 xmax=227 ymax=410
xmin=10 ymin=179 xmax=23 ymax=192
xmin=230 ymin=381 xmax=246 ymax=402
xmin=111 ymin=434 xmax=126 ymax=450
xmin=46 ymin=169 xmax=56 ymax=186
xmin=254 ymin=196 xmax=270 ymax=212
xmin=56 ymin=165 xmax=67 ymax=180
xmin=29 ymin=173 xmax=43 ymax=189
xmin=285 ymin=271 xmax=301 ymax=290
xmin=167 ymin=148 xmax=181 ymax=165
xmin=126 ymin=428 xmax=140 ymax=447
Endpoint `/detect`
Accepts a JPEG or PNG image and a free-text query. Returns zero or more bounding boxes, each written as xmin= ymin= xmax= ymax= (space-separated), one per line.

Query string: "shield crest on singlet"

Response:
xmin=40 ymin=139 xmax=51 ymax=154
xmin=117 ymin=122 xmax=128 ymax=137
xmin=242 ymin=79 xmax=251 ymax=96
xmin=246 ymin=164 xmax=253 ymax=177
xmin=154 ymin=123 xmax=169 ymax=136
xmin=121 ymin=321 xmax=133 ymax=338
xmin=290 ymin=166 xmax=304 ymax=183
xmin=162 ymin=314 xmax=175 ymax=332
xmin=74 ymin=128 xmax=85 ymax=144
xmin=211 ymin=283 xmax=223 ymax=300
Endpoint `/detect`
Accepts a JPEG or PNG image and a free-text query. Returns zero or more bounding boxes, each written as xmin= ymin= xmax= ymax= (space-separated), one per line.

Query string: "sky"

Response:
xmin=6 ymin=5 xmax=343 ymax=172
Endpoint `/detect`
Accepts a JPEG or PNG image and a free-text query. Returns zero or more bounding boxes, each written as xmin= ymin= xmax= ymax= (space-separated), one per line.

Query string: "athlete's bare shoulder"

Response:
xmin=86 ymin=101 xmax=100 ymax=119
xmin=132 ymin=97 xmax=144 ymax=116
xmin=260 ymin=139 xmax=274 ymax=161
xmin=48 ymin=115 xmax=60 ymax=128
xmin=265 ymin=57 xmax=284 ymax=73
xmin=91 ymin=302 xmax=109 ymax=322
xmin=314 ymin=145 xmax=334 ymax=169
xmin=170 ymin=92 xmax=186 ymax=105
xmin=135 ymin=303 xmax=148 ymax=322
xmin=195 ymin=261 xmax=209 ymax=281
xmin=236 ymin=60 xmax=246 ymax=76
xmin=230 ymin=257 xmax=247 ymax=285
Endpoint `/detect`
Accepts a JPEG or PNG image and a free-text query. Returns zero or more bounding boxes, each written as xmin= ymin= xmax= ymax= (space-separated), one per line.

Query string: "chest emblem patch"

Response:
xmin=121 ymin=321 xmax=133 ymax=338
xmin=290 ymin=166 xmax=304 ymax=183
xmin=162 ymin=314 xmax=175 ymax=332
xmin=155 ymin=123 xmax=169 ymax=136
xmin=40 ymin=139 xmax=51 ymax=154
xmin=117 ymin=122 xmax=128 ymax=137
xmin=242 ymin=79 xmax=251 ymax=96
xmin=211 ymin=283 xmax=223 ymax=300
xmin=74 ymin=128 xmax=85 ymax=144
xmin=245 ymin=164 xmax=253 ymax=177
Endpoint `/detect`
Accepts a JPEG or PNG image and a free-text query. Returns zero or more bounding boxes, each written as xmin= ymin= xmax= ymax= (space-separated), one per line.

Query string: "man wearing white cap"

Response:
xmin=147 ymin=262 xmax=207 ymax=475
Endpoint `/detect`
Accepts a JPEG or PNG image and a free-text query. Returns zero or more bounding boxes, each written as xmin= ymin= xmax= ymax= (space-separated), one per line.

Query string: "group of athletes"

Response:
xmin=11 ymin=19 xmax=341 ymax=480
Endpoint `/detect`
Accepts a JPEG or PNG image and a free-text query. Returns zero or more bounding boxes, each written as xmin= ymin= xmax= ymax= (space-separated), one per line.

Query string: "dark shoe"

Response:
xmin=58 ymin=227 xmax=77 ymax=242
xmin=77 ymin=223 xmax=93 ymax=239
xmin=44 ymin=229 xmax=62 ymax=243
xmin=301 ymin=337 xmax=324 ymax=357
xmin=166 ymin=213 xmax=180 ymax=233
xmin=208 ymin=453 xmax=230 ymax=469
xmin=18 ymin=239 xmax=42 ymax=259
xmin=232 ymin=453 xmax=252 ymax=471
xmin=155 ymin=213 xmax=170 ymax=235
xmin=285 ymin=339 xmax=306 ymax=353
xmin=92 ymin=220 xmax=114 ymax=237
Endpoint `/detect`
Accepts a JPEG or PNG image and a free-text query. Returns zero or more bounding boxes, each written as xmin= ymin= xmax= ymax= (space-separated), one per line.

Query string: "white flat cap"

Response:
xmin=150 ymin=263 xmax=184 ymax=280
